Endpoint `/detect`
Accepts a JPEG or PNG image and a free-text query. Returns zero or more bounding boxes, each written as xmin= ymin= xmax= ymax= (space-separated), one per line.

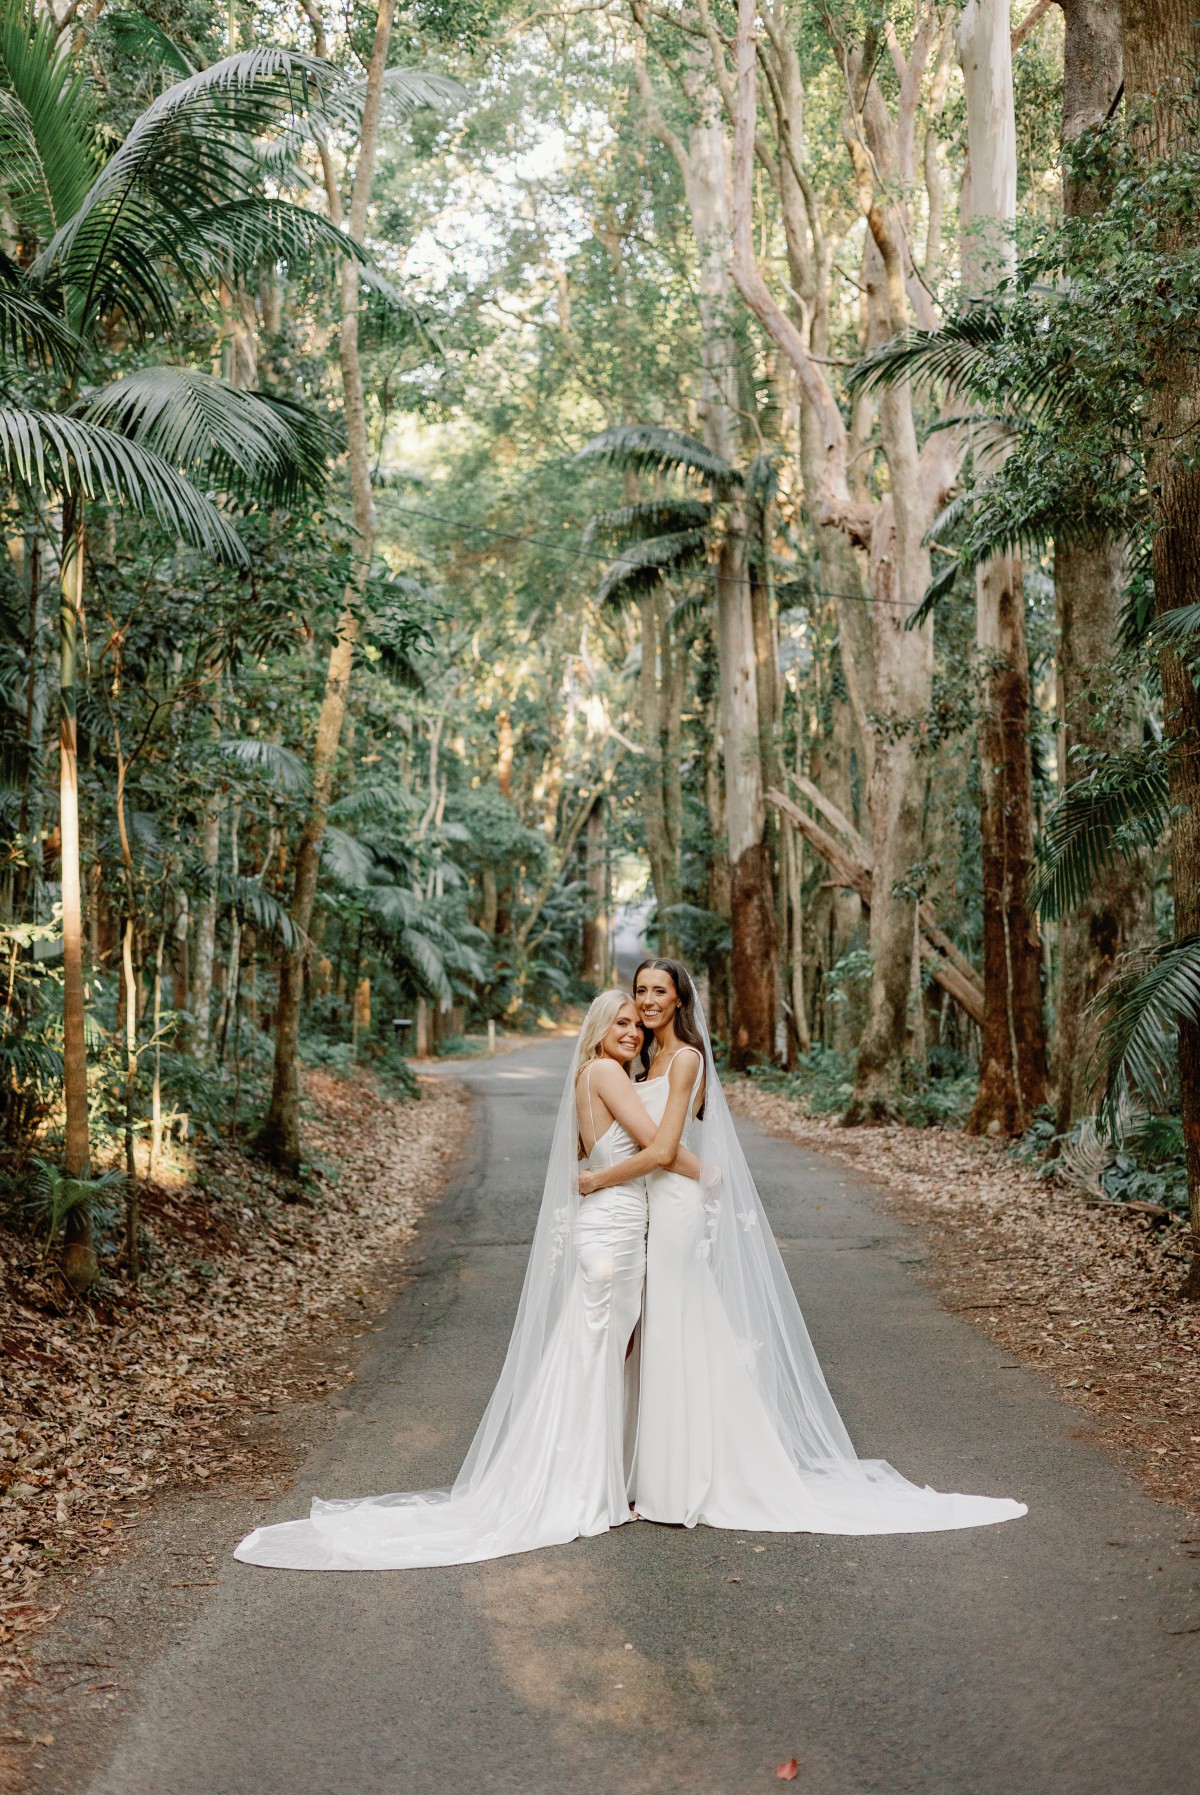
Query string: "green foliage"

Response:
xmin=24 ymin=1158 xmax=124 ymax=1248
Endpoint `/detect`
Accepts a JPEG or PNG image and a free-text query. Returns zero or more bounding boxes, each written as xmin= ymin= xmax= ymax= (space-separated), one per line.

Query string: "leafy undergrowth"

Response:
xmin=0 ymin=1068 xmax=471 ymax=1693
xmin=742 ymin=1047 xmax=978 ymax=1129
xmin=729 ymin=1083 xmax=1200 ymax=1517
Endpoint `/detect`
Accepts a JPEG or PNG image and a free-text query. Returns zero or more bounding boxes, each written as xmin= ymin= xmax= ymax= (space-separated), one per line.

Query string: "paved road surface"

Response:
xmin=70 ymin=1040 xmax=1198 ymax=1793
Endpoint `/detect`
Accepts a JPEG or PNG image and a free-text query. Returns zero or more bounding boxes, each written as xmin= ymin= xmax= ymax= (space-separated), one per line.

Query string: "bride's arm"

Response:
xmin=578 ymin=1054 xmax=703 ymax=1195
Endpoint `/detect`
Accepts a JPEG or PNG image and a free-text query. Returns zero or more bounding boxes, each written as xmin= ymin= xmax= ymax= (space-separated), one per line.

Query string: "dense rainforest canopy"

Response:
xmin=2 ymin=0 xmax=1199 ymax=1296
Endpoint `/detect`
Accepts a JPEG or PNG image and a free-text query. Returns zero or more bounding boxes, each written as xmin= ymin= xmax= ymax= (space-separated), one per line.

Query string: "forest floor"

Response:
xmin=728 ymin=1084 xmax=1200 ymax=1519
xmin=0 ymin=1066 xmax=472 ymax=1709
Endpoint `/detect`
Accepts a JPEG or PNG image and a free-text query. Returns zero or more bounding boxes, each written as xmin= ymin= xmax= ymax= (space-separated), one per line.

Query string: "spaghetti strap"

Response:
xmin=585 ymin=1063 xmax=598 ymax=1155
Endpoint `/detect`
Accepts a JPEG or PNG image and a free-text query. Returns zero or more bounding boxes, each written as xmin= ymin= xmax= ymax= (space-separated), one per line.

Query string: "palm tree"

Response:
xmin=576 ymin=423 xmax=778 ymax=1063
xmin=0 ymin=8 xmax=348 ymax=1283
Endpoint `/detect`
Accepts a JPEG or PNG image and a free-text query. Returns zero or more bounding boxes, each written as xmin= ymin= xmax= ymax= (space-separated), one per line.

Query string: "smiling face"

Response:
xmin=634 ymin=966 xmax=679 ymax=1034
xmin=599 ymin=1001 xmax=643 ymax=1066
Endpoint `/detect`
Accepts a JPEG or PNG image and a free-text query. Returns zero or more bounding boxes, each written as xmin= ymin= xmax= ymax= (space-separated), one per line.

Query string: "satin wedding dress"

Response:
xmin=235 ymin=1085 xmax=647 ymax=1569
xmin=236 ymin=1002 xmax=1025 ymax=1573
xmin=634 ymin=1042 xmax=1026 ymax=1535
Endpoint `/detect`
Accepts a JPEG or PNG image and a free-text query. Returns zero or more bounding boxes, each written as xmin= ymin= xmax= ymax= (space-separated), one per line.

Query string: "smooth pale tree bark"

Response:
xmin=1121 ymin=0 xmax=1200 ymax=1294
xmin=57 ymin=502 xmax=96 ymax=1291
xmin=958 ymin=0 xmax=1048 ymax=1135
xmin=729 ymin=0 xmax=955 ymax=1115
xmin=1052 ymin=0 xmax=1143 ymax=1128
xmin=580 ymin=798 xmax=609 ymax=986
xmin=633 ymin=31 xmax=776 ymax=1063
xmin=637 ymin=587 xmax=684 ymax=951
xmin=189 ymin=699 xmax=221 ymax=1058
xmin=260 ymin=0 xmax=397 ymax=1170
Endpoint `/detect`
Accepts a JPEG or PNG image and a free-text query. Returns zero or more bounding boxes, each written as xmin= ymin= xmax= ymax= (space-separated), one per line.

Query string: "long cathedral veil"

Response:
xmin=681 ymin=975 xmax=1025 ymax=1529
xmin=235 ymin=1025 xmax=605 ymax=1568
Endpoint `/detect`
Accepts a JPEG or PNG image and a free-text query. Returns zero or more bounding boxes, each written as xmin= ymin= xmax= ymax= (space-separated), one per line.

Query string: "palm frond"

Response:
xmin=218 ymin=737 xmax=310 ymax=794
xmin=597 ymin=530 xmax=709 ymax=607
xmin=367 ymin=884 xmax=423 ymax=928
xmin=1030 ymin=750 xmax=1169 ymax=918
xmin=583 ymin=497 xmax=711 ymax=550
xmin=0 ymin=250 xmax=81 ymax=369
xmin=102 ymin=10 xmax=195 ymax=80
xmin=358 ymin=264 xmax=441 ymax=354
xmin=1093 ymin=935 xmax=1200 ymax=1123
xmin=906 ymin=553 xmax=961 ymax=631
xmin=320 ymin=825 xmax=374 ymax=888
xmin=0 ymin=0 xmax=97 ymax=245
xmin=1145 ymin=604 xmax=1200 ymax=653
xmin=82 ymin=367 xmax=331 ymax=501
xmin=33 ymin=48 xmax=334 ymax=331
xmin=848 ymin=305 xmax=1010 ymax=398
xmin=233 ymin=877 xmax=302 ymax=950
xmin=575 ymin=424 xmax=739 ymax=492
xmin=330 ymin=67 xmax=465 ymax=131
xmin=0 ymin=404 xmax=246 ymax=563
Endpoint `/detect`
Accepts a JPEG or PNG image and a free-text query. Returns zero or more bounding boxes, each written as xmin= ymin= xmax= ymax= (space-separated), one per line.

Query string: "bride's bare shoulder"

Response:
xmin=667 ymin=1044 xmax=703 ymax=1079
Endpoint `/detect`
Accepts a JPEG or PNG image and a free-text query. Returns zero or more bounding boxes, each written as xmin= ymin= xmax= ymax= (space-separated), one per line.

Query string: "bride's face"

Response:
xmin=635 ymin=968 xmax=678 ymax=1033
xmin=600 ymin=1002 xmax=643 ymax=1065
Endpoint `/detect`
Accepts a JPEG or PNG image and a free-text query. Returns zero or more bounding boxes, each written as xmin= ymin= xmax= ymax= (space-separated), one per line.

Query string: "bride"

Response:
xmin=236 ymin=987 xmax=693 ymax=1569
xmin=236 ymin=970 xmax=1025 ymax=1572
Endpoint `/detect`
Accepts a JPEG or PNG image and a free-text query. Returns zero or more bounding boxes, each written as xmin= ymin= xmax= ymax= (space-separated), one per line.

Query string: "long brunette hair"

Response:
xmin=632 ymin=957 xmax=704 ymax=1080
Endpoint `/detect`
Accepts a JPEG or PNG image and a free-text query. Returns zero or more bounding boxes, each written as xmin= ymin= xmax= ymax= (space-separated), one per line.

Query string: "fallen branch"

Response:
xmin=767 ymin=787 xmax=985 ymax=1027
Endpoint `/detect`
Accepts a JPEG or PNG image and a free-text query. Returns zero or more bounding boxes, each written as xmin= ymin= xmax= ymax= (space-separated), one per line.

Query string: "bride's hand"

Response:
xmin=578 ymin=1169 xmax=600 ymax=1197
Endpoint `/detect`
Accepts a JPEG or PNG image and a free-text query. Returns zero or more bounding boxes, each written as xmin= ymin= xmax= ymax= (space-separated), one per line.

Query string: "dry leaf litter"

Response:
xmin=0 ymin=1068 xmax=471 ymax=1693
xmin=729 ymin=1084 xmax=1200 ymax=1518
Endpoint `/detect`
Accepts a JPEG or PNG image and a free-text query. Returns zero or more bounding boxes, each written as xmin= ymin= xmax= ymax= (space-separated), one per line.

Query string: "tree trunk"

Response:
xmin=58 ymin=501 xmax=95 ymax=1292
xmin=686 ymin=86 xmax=775 ymax=1065
xmin=638 ymin=589 xmax=680 ymax=948
xmin=1052 ymin=0 xmax=1138 ymax=1129
xmin=968 ymin=553 xmax=1049 ymax=1132
xmin=1122 ymin=0 xmax=1200 ymax=1293
xmin=717 ymin=508 xmax=777 ymax=1065
xmin=959 ymin=0 xmax=1049 ymax=1136
xmin=259 ymin=0 xmax=398 ymax=1171
xmin=580 ymin=798 xmax=609 ymax=986
xmin=844 ymin=482 xmax=934 ymax=1121
xmin=189 ymin=715 xmax=221 ymax=1058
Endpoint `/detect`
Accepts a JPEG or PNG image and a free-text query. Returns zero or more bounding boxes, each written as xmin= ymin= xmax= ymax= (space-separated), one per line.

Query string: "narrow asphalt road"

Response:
xmin=73 ymin=1040 xmax=1198 ymax=1794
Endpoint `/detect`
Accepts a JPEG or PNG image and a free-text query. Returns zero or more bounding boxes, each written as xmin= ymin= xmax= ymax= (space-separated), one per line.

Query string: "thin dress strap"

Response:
xmin=585 ymin=1063 xmax=598 ymax=1155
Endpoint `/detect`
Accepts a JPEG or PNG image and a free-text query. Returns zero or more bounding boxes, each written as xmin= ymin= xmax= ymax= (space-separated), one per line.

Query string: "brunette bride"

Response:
xmin=235 ymin=988 xmax=688 ymax=1570
xmin=591 ymin=957 xmax=1027 ymax=1536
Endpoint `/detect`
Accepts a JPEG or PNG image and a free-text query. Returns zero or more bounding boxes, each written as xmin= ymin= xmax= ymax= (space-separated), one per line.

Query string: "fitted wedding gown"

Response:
xmin=235 ymin=1087 xmax=646 ymax=1569
xmin=632 ymin=1044 xmax=1027 ymax=1535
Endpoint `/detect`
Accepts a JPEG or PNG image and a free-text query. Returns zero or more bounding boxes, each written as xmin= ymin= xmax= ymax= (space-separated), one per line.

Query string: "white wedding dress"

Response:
xmin=634 ymin=1045 xmax=1025 ymax=1535
xmin=235 ymin=1092 xmax=647 ymax=1569
xmin=236 ymin=1007 xmax=1026 ymax=1573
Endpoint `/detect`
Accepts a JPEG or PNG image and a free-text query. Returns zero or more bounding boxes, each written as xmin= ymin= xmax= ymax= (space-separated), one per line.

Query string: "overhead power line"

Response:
xmin=386 ymin=498 xmax=940 ymax=612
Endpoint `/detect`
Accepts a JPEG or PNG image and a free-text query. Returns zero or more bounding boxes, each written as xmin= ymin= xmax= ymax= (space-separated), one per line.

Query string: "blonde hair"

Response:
xmin=576 ymin=989 xmax=636 ymax=1069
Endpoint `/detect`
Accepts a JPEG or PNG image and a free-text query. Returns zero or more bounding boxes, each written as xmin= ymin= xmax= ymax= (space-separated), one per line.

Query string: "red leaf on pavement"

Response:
xmin=776 ymin=1760 xmax=799 ymax=1781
